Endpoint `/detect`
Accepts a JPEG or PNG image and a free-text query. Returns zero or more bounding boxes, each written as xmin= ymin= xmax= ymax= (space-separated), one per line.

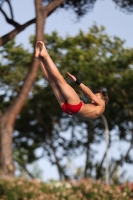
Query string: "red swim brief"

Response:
xmin=62 ymin=101 xmax=83 ymax=115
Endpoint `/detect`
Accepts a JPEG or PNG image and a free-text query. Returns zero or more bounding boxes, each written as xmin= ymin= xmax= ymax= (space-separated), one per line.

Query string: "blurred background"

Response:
xmin=0 ymin=0 xmax=133 ymax=184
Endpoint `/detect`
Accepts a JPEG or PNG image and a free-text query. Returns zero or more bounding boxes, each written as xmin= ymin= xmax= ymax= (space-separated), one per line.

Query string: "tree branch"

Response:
xmin=0 ymin=18 xmax=35 ymax=46
xmin=6 ymin=0 xmax=14 ymax=19
xmin=96 ymin=114 xmax=110 ymax=180
xmin=109 ymin=141 xmax=133 ymax=179
xmin=84 ymin=122 xmax=92 ymax=178
xmin=0 ymin=0 xmax=65 ymax=46
xmin=15 ymin=158 xmax=35 ymax=179
xmin=50 ymin=139 xmax=66 ymax=180
xmin=0 ymin=0 xmax=5 ymax=8
xmin=43 ymin=0 xmax=65 ymax=16
xmin=0 ymin=7 xmax=20 ymax=27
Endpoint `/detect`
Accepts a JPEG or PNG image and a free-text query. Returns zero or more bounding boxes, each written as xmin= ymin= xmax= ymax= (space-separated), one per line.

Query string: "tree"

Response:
xmin=113 ymin=0 xmax=133 ymax=13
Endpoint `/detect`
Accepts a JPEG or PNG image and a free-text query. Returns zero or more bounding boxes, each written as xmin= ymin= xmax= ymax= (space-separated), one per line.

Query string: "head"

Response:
xmin=96 ymin=90 xmax=109 ymax=106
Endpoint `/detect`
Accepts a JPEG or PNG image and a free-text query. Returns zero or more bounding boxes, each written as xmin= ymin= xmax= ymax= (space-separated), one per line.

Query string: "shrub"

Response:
xmin=0 ymin=178 xmax=132 ymax=200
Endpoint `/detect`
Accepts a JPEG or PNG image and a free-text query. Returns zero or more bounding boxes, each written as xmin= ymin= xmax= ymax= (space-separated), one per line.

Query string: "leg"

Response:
xmin=45 ymin=55 xmax=81 ymax=105
xmin=39 ymin=61 xmax=66 ymax=107
xmin=39 ymin=47 xmax=80 ymax=105
xmin=35 ymin=42 xmax=66 ymax=107
xmin=37 ymin=41 xmax=81 ymax=105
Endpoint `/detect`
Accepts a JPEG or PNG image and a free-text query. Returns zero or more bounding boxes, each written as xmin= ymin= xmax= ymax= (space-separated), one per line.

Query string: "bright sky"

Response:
xmin=1 ymin=0 xmax=133 ymax=182
xmin=1 ymin=0 xmax=133 ymax=48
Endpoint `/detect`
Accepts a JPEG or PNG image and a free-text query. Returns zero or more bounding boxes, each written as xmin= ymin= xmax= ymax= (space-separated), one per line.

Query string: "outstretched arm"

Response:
xmin=67 ymin=72 xmax=102 ymax=105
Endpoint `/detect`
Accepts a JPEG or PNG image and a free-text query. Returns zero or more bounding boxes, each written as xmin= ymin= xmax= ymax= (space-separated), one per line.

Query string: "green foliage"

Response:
xmin=0 ymin=40 xmax=32 ymax=111
xmin=0 ymin=40 xmax=31 ymax=86
xmin=0 ymin=178 xmax=132 ymax=200
xmin=16 ymin=25 xmax=133 ymax=179
xmin=1 ymin=24 xmax=133 ymax=180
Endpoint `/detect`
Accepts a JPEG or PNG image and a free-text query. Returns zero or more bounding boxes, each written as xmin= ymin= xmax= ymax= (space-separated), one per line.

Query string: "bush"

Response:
xmin=0 ymin=178 xmax=132 ymax=200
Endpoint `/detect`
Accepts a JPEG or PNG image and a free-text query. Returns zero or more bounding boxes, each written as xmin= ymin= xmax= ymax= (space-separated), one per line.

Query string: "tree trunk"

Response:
xmin=84 ymin=122 xmax=92 ymax=178
xmin=0 ymin=0 xmax=43 ymax=179
xmin=0 ymin=114 xmax=15 ymax=179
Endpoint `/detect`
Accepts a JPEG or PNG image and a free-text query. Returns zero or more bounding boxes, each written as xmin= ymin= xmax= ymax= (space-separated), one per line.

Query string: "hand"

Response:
xmin=35 ymin=41 xmax=47 ymax=60
xmin=67 ymin=72 xmax=76 ymax=82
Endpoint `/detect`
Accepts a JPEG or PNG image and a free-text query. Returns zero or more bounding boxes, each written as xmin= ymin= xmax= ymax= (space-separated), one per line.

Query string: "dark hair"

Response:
xmin=96 ymin=90 xmax=109 ymax=106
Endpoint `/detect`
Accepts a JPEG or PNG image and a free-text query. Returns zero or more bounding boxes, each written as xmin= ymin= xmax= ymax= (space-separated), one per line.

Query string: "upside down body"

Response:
xmin=35 ymin=41 xmax=109 ymax=120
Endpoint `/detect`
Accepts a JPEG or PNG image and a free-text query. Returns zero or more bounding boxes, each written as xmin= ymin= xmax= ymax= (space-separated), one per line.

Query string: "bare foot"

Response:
xmin=36 ymin=41 xmax=47 ymax=58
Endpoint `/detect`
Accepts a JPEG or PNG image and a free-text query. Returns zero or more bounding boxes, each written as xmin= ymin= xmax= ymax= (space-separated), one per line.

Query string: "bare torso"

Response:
xmin=73 ymin=102 xmax=105 ymax=120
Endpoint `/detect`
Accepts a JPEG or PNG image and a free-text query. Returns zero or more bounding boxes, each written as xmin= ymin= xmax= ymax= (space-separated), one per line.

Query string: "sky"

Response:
xmin=1 ymin=0 xmax=133 ymax=182
xmin=1 ymin=0 xmax=133 ymax=48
